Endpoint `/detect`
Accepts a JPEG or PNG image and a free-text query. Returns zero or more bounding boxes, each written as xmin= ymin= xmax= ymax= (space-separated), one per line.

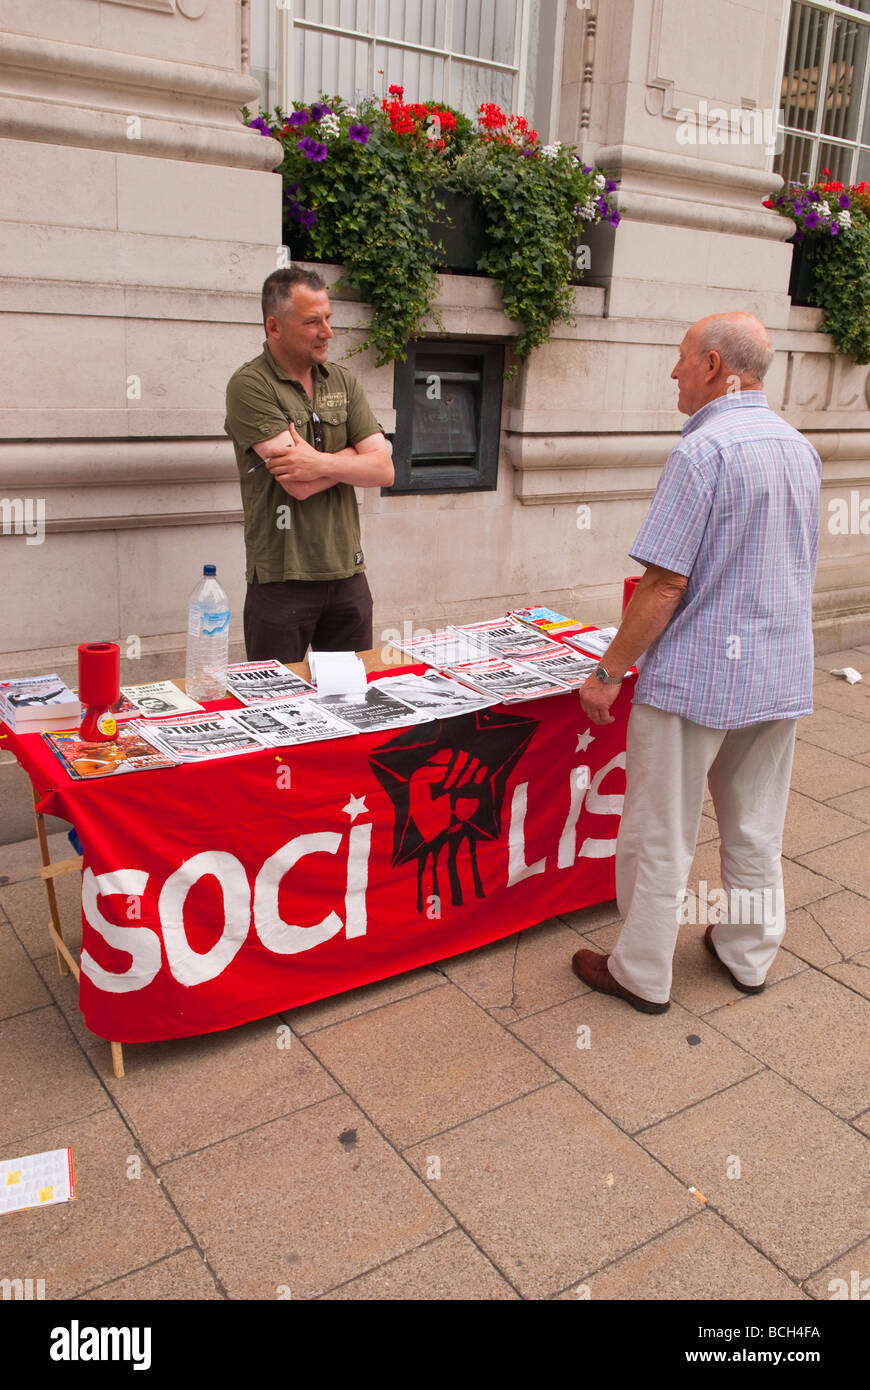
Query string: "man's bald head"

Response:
xmin=692 ymin=313 xmax=774 ymax=385
xmin=671 ymin=312 xmax=774 ymax=416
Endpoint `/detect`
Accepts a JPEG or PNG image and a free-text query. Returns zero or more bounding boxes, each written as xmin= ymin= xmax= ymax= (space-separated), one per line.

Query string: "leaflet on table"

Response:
xmin=371 ymin=671 xmax=498 ymax=717
xmin=563 ymin=626 xmax=619 ymax=659
xmin=512 ymin=647 xmax=599 ymax=689
xmin=392 ymin=629 xmax=489 ymax=669
xmin=225 ymin=659 xmax=314 ymax=705
xmin=444 ymin=658 xmax=572 ymax=702
xmin=120 ymin=681 xmax=204 ymax=717
xmin=508 ymin=606 xmax=591 ymax=637
xmin=451 ymin=617 xmax=557 ymax=657
xmin=307 ymin=685 xmax=426 ymax=733
xmin=0 ymin=674 xmax=80 ymax=732
xmin=228 ymin=698 xmax=357 ymax=746
xmin=135 ymin=712 xmax=266 ymax=762
xmin=70 ymin=689 xmax=141 ymax=722
xmin=43 ymin=725 xmax=176 ymax=779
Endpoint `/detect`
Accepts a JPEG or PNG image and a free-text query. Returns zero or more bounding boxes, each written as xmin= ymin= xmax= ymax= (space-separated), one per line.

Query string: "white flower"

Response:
xmin=319 ymin=113 xmax=341 ymax=138
xmin=593 ymin=171 xmax=606 ymax=191
xmin=345 ymin=105 xmax=358 ymax=120
xmin=577 ymin=201 xmax=596 ymax=220
xmin=541 ymin=141 xmax=562 ymax=159
xmin=818 ymin=199 xmax=830 ymax=217
xmin=839 ymin=208 xmax=852 ymax=227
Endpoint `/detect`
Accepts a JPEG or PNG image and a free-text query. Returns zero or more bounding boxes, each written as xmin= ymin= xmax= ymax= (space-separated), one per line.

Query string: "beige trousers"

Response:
xmin=607 ymin=702 xmax=797 ymax=1004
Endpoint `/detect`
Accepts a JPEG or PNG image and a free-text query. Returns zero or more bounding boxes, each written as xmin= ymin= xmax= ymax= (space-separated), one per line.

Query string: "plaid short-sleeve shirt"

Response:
xmin=628 ymin=392 xmax=821 ymax=730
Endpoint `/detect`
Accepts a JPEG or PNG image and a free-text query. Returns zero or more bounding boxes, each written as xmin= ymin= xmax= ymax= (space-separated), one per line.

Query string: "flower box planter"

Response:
xmin=788 ymin=237 xmax=819 ymax=307
xmin=428 ymin=187 xmax=487 ymax=273
xmin=572 ymin=218 xmax=616 ymax=287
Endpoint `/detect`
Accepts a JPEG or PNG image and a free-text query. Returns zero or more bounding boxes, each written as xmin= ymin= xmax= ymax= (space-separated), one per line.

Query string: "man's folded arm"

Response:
xmin=254 ymin=430 xmax=394 ymax=500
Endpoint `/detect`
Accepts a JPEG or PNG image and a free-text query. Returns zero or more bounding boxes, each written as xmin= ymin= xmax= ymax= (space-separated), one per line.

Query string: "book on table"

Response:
xmin=0 ymin=675 xmax=80 ymax=733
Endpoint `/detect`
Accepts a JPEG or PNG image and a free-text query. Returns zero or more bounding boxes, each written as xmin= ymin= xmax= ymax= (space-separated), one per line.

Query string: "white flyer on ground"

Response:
xmin=451 ymin=617 xmax=557 ymax=658
xmin=563 ymin=626 xmax=619 ymax=659
xmin=371 ymin=671 xmax=498 ymax=717
xmin=228 ymin=698 xmax=357 ymax=746
xmin=133 ymin=712 xmax=267 ymax=762
xmin=511 ymin=647 xmax=598 ymax=689
xmin=307 ymin=685 xmax=425 ymax=733
xmin=225 ymin=660 xmax=313 ymax=704
xmin=120 ymin=681 xmax=204 ymax=717
xmin=393 ymin=629 xmax=488 ymax=669
xmin=444 ymin=658 xmax=572 ymax=702
xmin=0 ymin=1147 xmax=76 ymax=1215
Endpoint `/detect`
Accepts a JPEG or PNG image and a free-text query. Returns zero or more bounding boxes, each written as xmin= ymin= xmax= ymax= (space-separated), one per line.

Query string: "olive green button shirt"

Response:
xmin=224 ymin=344 xmax=383 ymax=582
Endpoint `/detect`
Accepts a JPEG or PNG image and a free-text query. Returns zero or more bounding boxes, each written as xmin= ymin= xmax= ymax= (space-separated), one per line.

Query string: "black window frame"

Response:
xmin=382 ymin=339 xmax=504 ymax=496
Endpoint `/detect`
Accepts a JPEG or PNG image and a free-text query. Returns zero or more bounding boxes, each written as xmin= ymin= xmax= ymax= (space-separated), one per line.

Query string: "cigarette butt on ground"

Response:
xmin=689 ymin=1185 xmax=708 ymax=1203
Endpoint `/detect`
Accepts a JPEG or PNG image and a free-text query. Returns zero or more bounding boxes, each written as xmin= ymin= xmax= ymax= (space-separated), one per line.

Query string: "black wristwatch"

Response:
xmin=595 ymin=664 xmax=623 ymax=685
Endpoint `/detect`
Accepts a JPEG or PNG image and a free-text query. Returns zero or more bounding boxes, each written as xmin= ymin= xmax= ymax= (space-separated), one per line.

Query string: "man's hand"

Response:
xmin=266 ymin=422 xmax=334 ymax=485
xmin=578 ymin=674 xmax=621 ymax=726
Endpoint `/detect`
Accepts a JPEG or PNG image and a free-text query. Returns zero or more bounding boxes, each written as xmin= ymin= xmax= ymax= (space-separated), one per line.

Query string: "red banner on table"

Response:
xmin=6 ymin=673 xmax=634 ymax=1043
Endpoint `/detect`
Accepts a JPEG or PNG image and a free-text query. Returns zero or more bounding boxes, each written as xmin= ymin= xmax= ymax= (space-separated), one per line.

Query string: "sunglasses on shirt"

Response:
xmin=248 ymin=410 xmax=323 ymax=473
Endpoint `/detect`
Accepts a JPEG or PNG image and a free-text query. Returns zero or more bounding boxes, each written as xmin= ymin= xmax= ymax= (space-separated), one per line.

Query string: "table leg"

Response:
xmin=111 ymin=1042 xmax=125 ymax=1079
xmin=31 ymin=787 xmax=71 ymax=977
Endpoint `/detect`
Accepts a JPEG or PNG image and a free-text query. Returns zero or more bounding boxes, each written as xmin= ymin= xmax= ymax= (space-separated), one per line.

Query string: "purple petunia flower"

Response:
xmin=793 ymin=199 xmax=804 ymax=214
xmin=804 ymin=210 xmax=820 ymax=229
xmin=298 ymin=208 xmax=317 ymax=230
xmin=288 ymin=110 xmax=309 ymax=127
xmin=839 ymin=193 xmax=851 ymax=208
xmin=793 ymin=229 xmax=805 ymax=244
xmin=298 ymin=137 xmax=328 ymax=162
xmin=830 ymin=220 xmax=839 ymax=235
xmin=604 ymin=178 xmax=617 ymax=193
xmin=249 ymin=116 xmax=273 ymax=137
xmin=287 ymin=183 xmax=299 ymax=194
xmin=608 ymin=210 xmax=621 ymax=227
xmin=349 ymin=123 xmax=370 ymax=145
xmin=310 ymin=103 xmax=333 ymax=122
xmin=807 ymin=190 xmax=820 ymax=203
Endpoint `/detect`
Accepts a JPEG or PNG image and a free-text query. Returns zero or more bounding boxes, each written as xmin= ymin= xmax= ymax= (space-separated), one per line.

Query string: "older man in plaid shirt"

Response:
xmin=573 ymin=312 xmax=821 ymax=1013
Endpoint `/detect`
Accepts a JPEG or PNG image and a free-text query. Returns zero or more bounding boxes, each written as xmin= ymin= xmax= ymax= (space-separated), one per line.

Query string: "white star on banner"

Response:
xmin=576 ymin=729 xmax=595 ymax=752
xmin=343 ymin=793 xmax=368 ymax=821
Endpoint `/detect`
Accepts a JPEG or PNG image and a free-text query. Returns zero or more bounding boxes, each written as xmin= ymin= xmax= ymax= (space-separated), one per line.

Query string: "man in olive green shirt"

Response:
xmin=225 ymin=267 xmax=394 ymax=662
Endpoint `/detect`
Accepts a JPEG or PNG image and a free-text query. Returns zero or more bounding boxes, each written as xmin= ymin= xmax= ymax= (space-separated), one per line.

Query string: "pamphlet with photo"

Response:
xmin=228 ymin=698 xmax=356 ymax=746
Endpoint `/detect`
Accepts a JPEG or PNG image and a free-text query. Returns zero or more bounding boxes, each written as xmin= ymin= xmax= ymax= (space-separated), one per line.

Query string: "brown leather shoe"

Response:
xmin=704 ymin=925 xmax=765 ymax=994
xmin=571 ymin=949 xmax=669 ymax=1014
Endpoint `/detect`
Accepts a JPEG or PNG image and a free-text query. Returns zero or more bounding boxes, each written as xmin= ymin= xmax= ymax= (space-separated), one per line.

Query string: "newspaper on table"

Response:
xmin=225 ymin=660 xmax=313 ymax=705
xmin=444 ymin=658 xmax=572 ymax=703
xmin=512 ymin=647 xmax=599 ymax=689
xmin=371 ymin=670 xmax=498 ymax=718
xmin=451 ymin=617 xmax=557 ymax=658
xmin=391 ymin=629 xmax=489 ymax=670
xmin=71 ymin=690 xmax=142 ymax=722
xmin=563 ymin=626 xmax=619 ymax=659
xmin=227 ymin=698 xmax=357 ymax=746
xmin=120 ymin=680 xmax=204 ymax=717
xmin=133 ymin=712 xmax=266 ymax=762
xmin=307 ymin=685 xmax=425 ymax=733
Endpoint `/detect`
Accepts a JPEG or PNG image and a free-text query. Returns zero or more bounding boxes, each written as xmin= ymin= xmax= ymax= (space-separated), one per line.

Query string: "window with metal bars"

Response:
xmin=776 ymin=0 xmax=870 ymax=186
xmin=250 ymin=0 xmax=565 ymax=141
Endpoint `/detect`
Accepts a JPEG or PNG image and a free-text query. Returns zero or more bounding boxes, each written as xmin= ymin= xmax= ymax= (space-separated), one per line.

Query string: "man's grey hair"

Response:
xmin=695 ymin=316 xmax=775 ymax=382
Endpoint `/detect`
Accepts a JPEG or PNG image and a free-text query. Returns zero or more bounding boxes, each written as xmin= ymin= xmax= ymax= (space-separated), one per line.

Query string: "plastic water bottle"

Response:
xmin=186 ymin=564 xmax=230 ymax=701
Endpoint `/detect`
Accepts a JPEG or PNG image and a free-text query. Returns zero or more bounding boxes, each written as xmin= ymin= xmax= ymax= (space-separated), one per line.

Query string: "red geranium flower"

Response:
xmin=389 ymin=84 xmax=404 ymax=97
